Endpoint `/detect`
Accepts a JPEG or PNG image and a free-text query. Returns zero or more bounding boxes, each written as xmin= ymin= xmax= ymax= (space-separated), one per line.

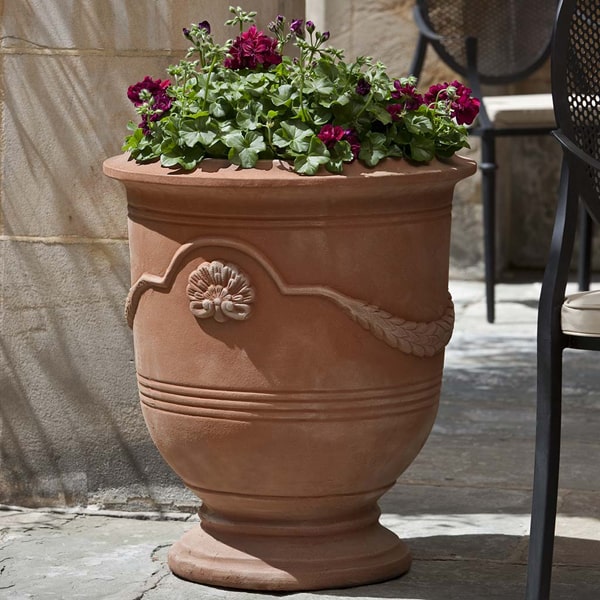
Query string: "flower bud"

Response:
xmin=290 ymin=19 xmax=304 ymax=36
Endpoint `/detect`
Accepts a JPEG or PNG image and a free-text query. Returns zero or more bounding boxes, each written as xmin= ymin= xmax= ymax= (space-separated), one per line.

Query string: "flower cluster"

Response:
xmin=123 ymin=6 xmax=479 ymax=175
xmin=126 ymin=76 xmax=172 ymax=135
xmin=424 ymin=81 xmax=480 ymax=126
xmin=224 ymin=24 xmax=282 ymax=69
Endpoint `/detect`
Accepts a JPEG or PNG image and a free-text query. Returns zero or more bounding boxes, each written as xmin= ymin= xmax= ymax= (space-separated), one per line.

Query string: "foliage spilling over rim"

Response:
xmin=123 ymin=6 xmax=480 ymax=176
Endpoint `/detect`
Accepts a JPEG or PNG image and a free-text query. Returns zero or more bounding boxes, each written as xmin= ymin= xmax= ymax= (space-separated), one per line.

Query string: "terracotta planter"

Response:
xmin=103 ymin=154 xmax=475 ymax=591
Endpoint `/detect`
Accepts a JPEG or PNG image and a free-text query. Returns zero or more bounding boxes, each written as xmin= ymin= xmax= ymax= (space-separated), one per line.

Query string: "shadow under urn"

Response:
xmin=103 ymin=153 xmax=476 ymax=591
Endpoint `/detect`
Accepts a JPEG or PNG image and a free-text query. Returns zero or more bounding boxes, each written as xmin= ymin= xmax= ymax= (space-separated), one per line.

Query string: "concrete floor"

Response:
xmin=1 ymin=281 xmax=599 ymax=599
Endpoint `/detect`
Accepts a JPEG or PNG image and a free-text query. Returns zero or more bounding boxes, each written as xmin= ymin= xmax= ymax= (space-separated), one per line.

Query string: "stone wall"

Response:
xmin=0 ymin=0 xmax=302 ymax=510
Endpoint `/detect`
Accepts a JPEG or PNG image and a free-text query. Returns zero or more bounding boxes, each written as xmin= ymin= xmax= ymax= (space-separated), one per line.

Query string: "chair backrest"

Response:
xmin=416 ymin=0 xmax=558 ymax=84
xmin=552 ymin=0 xmax=600 ymax=224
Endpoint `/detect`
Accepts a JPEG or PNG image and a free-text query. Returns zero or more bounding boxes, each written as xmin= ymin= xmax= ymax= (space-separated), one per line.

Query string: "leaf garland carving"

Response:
xmin=334 ymin=296 xmax=454 ymax=357
xmin=126 ymin=237 xmax=454 ymax=356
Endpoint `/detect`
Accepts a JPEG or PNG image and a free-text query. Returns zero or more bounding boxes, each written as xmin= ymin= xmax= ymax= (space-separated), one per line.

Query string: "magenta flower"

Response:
xmin=391 ymin=80 xmax=424 ymax=110
xmin=224 ymin=25 xmax=282 ymax=70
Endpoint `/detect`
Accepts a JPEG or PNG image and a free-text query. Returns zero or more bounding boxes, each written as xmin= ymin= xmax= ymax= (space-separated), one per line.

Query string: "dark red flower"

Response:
xmin=127 ymin=76 xmax=172 ymax=136
xmin=317 ymin=125 xmax=360 ymax=160
xmin=391 ymin=80 xmax=423 ymax=110
xmin=386 ymin=104 xmax=403 ymax=121
xmin=424 ymin=80 xmax=480 ymax=125
xmin=317 ymin=124 xmax=346 ymax=148
xmin=127 ymin=76 xmax=170 ymax=107
xmin=224 ymin=25 xmax=282 ymax=70
xmin=451 ymin=82 xmax=480 ymax=125
xmin=424 ymin=82 xmax=449 ymax=105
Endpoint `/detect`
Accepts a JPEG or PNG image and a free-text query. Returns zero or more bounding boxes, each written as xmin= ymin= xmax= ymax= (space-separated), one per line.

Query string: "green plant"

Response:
xmin=123 ymin=6 xmax=480 ymax=175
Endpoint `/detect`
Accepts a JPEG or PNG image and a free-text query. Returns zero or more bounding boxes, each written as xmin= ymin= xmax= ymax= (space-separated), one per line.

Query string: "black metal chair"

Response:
xmin=526 ymin=0 xmax=600 ymax=598
xmin=410 ymin=0 xmax=559 ymax=323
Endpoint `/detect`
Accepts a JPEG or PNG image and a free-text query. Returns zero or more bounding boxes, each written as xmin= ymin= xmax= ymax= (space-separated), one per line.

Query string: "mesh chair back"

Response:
xmin=552 ymin=0 xmax=600 ymax=223
xmin=416 ymin=0 xmax=558 ymax=84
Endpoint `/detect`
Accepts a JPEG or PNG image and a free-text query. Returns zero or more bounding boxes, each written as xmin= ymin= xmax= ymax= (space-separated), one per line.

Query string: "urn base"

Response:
xmin=168 ymin=508 xmax=411 ymax=591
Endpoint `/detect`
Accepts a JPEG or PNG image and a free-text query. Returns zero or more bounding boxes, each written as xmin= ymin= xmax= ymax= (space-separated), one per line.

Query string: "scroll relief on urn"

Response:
xmin=186 ymin=260 xmax=255 ymax=323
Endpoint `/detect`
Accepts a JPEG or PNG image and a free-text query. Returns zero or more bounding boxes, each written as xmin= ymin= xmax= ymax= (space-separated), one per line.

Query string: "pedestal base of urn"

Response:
xmin=168 ymin=515 xmax=411 ymax=591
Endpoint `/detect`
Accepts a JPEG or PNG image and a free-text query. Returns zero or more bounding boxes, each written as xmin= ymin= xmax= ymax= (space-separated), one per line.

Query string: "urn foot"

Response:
xmin=168 ymin=510 xmax=411 ymax=591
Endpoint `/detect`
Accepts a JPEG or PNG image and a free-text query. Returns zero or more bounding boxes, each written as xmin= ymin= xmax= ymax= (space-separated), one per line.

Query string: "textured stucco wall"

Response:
xmin=0 ymin=0 xmax=303 ymax=510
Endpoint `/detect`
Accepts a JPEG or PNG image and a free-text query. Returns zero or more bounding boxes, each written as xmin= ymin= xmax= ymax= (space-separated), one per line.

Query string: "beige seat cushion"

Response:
xmin=561 ymin=290 xmax=600 ymax=337
xmin=484 ymin=93 xmax=555 ymax=127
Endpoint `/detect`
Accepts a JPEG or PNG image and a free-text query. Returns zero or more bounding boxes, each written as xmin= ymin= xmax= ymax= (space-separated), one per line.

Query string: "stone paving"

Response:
xmin=1 ymin=281 xmax=599 ymax=599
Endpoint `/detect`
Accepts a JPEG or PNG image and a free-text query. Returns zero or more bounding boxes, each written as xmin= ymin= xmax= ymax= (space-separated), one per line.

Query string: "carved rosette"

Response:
xmin=186 ymin=260 xmax=254 ymax=323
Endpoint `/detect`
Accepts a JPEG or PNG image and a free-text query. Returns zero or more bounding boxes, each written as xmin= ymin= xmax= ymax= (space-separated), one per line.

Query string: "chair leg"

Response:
xmin=480 ymin=134 xmax=497 ymax=323
xmin=578 ymin=204 xmax=593 ymax=291
xmin=525 ymin=338 xmax=563 ymax=600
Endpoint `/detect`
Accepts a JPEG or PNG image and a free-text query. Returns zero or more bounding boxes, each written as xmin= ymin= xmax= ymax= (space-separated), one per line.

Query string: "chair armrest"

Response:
xmin=553 ymin=129 xmax=600 ymax=173
xmin=412 ymin=6 xmax=443 ymax=42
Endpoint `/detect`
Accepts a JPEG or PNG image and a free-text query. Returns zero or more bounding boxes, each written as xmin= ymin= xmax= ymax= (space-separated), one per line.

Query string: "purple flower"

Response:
xmin=290 ymin=19 xmax=304 ymax=36
xmin=343 ymin=129 xmax=361 ymax=160
xmin=198 ymin=21 xmax=211 ymax=33
xmin=306 ymin=20 xmax=315 ymax=34
xmin=355 ymin=78 xmax=371 ymax=96
xmin=224 ymin=25 xmax=282 ymax=70
xmin=391 ymin=80 xmax=424 ymax=110
xmin=321 ymin=31 xmax=330 ymax=42
xmin=182 ymin=27 xmax=191 ymax=39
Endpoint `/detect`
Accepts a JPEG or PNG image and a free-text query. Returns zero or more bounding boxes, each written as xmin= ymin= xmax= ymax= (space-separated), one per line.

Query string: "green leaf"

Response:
xmin=122 ymin=127 xmax=144 ymax=152
xmin=271 ymin=84 xmax=296 ymax=107
xmin=272 ymin=121 xmax=314 ymax=153
xmin=409 ymin=137 xmax=435 ymax=162
xmin=226 ymin=131 xmax=266 ymax=168
xmin=330 ymin=140 xmax=354 ymax=163
xmin=235 ymin=100 xmax=264 ymax=130
xmin=358 ymin=132 xmax=388 ymax=167
xmin=293 ymin=137 xmax=330 ymax=175
xmin=405 ymin=112 xmax=433 ymax=135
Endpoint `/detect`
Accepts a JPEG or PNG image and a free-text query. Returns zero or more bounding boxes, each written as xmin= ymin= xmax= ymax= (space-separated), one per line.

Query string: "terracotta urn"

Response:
xmin=103 ymin=153 xmax=476 ymax=591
